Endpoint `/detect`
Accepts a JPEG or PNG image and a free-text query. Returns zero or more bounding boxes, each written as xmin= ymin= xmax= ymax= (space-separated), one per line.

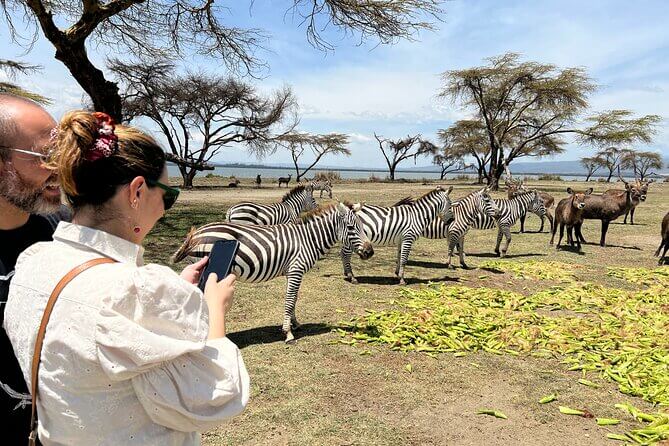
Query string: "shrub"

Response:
xmin=454 ymin=174 xmax=471 ymax=181
xmin=368 ymin=174 xmax=382 ymax=183
xmin=314 ymin=170 xmax=341 ymax=182
xmin=538 ymin=174 xmax=562 ymax=181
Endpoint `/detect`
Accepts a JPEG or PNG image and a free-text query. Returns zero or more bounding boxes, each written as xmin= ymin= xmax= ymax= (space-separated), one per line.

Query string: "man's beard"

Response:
xmin=0 ymin=162 xmax=62 ymax=214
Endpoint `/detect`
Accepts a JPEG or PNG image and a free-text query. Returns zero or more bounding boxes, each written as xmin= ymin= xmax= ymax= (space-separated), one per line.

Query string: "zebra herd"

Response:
xmin=173 ymin=182 xmax=555 ymax=343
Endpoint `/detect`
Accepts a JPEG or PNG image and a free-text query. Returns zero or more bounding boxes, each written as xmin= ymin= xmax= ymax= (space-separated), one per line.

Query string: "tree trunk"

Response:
xmin=477 ymin=166 xmax=485 ymax=184
xmin=489 ymin=161 xmax=504 ymax=191
xmin=183 ymin=169 xmax=197 ymax=188
xmin=440 ymin=166 xmax=446 ymax=180
xmin=606 ymin=170 xmax=613 ymax=182
xmin=585 ymin=172 xmax=592 ymax=182
xmin=388 ymin=166 xmax=396 ymax=181
xmin=54 ymin=41 xmax=123 ymax=120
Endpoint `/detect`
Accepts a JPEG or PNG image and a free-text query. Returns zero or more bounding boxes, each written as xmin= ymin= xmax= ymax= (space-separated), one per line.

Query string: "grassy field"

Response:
xmin=148 ymin=177 xmax=668 ymax=446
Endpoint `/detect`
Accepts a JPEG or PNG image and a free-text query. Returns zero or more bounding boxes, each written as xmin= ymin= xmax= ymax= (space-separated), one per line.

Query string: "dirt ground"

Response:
xmin=147 ymin=176 xmax=668 ymax=446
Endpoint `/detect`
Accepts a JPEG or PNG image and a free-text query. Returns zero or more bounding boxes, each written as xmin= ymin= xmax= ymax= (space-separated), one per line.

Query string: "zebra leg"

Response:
xmin=458 ymin=237 xmax=468 ymax=268
xmin=396 ymin=237 xmax=416 ymax=285
xmin=341 ymin=246 xmax=357 ymax=284
xmin=520 ymin=213 xmax=526 ymax=233
xmin=500 ymin=225 xmax=512 ymax=257
xmin=283 ymin=272 xmax=304 ymax=344
xmin=494 ymin=228 xmax=504 ymax=256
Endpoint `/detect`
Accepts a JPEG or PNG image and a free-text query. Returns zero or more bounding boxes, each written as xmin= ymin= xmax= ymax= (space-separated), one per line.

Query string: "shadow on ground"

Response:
xmin=229 ymin=323 xmax=332 ymax=349
xmin=353 ymin=275 xmax=460 ymax=285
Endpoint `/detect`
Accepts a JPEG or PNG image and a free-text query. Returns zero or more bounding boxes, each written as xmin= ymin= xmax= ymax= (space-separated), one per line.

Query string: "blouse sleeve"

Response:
xmin=95 ymin=264 xmax=250 ymax=432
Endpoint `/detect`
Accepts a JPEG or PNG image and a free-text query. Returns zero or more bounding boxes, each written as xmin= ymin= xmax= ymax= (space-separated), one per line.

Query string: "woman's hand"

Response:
xmin=180 ymin=256 xmax=209 ymax=285
xmin=204 ymin=273 xmax=236 ymax=339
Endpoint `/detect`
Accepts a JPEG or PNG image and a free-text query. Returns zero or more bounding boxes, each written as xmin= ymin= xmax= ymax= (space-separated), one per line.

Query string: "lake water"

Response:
xmin=167 ymin=165 xmax=639 ymax=182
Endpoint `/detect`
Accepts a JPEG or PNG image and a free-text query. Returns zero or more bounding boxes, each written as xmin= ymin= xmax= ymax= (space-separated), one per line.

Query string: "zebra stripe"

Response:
xmin=226 ymin=185 xmax=317 ymax=225
xmin=310 ymin=180 xmax=333 ymax=198
xmin=422 ymin=188 xmax=499 ymax=269
xmin=341 ymin=186 xmax=454 ymax=285
xmin=469 ymin=190 xmax=544 ymax=256
xmin=173 ymin=203 xmax=374 ymax=343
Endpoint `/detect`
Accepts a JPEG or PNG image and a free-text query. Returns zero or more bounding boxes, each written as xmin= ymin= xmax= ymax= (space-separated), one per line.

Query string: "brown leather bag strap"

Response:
xmin=28 ymin=257 xmax=117 ymax=442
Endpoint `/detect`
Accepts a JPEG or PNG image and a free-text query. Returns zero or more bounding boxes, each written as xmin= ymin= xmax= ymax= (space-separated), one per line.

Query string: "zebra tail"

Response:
xmin=172 ymin=226 xmax=198 ymax=263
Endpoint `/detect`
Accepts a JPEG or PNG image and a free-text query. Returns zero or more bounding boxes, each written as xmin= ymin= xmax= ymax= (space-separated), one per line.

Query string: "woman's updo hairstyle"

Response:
xmin=48 ymin=110 xmax=166 ymax=209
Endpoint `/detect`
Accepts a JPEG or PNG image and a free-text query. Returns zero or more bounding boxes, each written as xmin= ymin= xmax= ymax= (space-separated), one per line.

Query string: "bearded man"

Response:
xmin=0 ymin=94 xmax=69 ymax=444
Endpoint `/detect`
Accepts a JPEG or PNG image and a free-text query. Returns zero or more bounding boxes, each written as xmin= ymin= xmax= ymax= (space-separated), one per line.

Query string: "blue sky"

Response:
xmin=2 ymin=0 xmax=668 ymax=169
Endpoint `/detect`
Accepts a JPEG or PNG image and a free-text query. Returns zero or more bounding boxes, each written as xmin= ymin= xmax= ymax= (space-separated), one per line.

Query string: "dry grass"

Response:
xmin=147 ymin=178 xmax=668 ymax=446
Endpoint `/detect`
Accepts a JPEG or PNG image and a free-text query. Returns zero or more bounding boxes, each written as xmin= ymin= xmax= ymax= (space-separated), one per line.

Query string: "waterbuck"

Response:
xmin=655 ymin=211 xmax=669 ymax=265
xmin=551 ymin=187 xmax=593 ymax=251
xmin=603 ymin=179 xmax=652 ymax=225
xmin=278 ymin=174 xmax=292 ymax=187
xmin=574 ymin=177 xmax=642 ymax=247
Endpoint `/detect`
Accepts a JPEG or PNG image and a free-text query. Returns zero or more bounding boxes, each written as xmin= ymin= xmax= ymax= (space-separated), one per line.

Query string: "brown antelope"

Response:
xmin=656 ymin=211 xmax=669 ymax=265
xmin=278 ymin=174 xmax=292 ymax=187
xmin=504 ymin=164 xmax=555 ymax=232
xmin=603 ymin=179 xmax=652 ymax=225
xmin=551 ymin=187 xmax=593 ymax=251
xmin=574 ymin=174 xmax=642 ymax=247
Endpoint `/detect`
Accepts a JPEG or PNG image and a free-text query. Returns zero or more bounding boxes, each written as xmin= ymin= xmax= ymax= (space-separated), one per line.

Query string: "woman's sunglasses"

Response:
xmin=146 ymin=179 xmax=180 ymax=210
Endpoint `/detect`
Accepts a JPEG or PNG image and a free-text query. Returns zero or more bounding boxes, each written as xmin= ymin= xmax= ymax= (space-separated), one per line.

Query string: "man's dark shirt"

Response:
xmin=1 ymin=209 xmax=68 ymax=444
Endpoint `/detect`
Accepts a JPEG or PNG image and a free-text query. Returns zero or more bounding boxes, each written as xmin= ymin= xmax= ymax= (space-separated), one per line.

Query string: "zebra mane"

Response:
xmin=393 ymin=187 xmax=445 ymax=207
xmin=392 ymin=196 xmax=415 ymax=206
xmin=300 ymin=202 xmax=354 ymax=222
xmin=281 ymin=184 xmax=309 ymax=202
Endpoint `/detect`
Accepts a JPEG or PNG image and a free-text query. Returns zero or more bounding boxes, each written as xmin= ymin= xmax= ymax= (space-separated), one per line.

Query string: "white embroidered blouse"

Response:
xmin=3 ymin=222 xmax=250 ymax=445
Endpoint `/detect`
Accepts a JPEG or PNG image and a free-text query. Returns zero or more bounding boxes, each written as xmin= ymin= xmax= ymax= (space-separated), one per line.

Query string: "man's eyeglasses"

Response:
xmin=146 ymin=179 xmax=180 ymax=210
xmin=2 ymin=147 xmax=50 ymax=164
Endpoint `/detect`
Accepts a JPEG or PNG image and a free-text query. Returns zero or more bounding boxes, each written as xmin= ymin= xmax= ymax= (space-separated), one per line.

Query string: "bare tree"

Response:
xmin=623 ymin=150 xmax=664 ymax=181
xmin=580 ymin=156 xmax=603 ymax=181
xmin=439 ymin=53 xmax=661 ymax=189
xmin=0 ymin=59 xmax=50 ymax=103
xmin=438 ymin=120 xmax=490 ymax=184
xmin=277 ymin=132 xmax=350 ymax=181
xmin=2 ymin=0 xmax=442 ymax=120
xmin=112 ymin=61 xmax=297 ymax=187
xmin=375 ymin=133 xmax=438 ymax=181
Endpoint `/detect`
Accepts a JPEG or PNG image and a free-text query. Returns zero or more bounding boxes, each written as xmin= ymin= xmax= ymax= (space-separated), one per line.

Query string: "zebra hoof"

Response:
xmin=398 ymin=279 xmax=406 ymax=286
xmin=347 ymin=276 xmax=358 ymax=284
xmin=284 ymin=332 xmax=296 ymax=344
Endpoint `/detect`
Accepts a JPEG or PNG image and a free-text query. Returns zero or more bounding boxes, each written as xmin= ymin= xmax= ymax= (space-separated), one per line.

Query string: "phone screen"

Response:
xmin=197 ymin=239 xmax=240 ymax=291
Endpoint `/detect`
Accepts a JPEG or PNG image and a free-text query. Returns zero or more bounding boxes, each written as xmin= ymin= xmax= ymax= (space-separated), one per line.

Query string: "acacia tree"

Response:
xmin=593 ymin=147 xmax=629 ymax=182
xmin=277 ymin=132 xmax=350 ymax=181
xmin=438 ymin=120 xmax=490 ymax=184
xmin=375 ymin=133 xmax=438 ymax=181
xmin=113 ymin=61 xmax=297 ymax=187
xmin=2 ymin=0 xmax=442 ymax=120
xmin=623 ymin=150 xmax=663 ymax=181
xmin=580 ymin=156 xmax=603 ymax=181
xmin=0 ymin=60 xmax=49 ymax=103
xmin=439 ymin=53 xmax=661 ymax=189
xmin=432 ymin=152 xmax=467 ymax=180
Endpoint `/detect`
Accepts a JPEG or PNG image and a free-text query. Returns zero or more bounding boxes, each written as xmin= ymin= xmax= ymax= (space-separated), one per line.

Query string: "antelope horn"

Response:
xmin=617 ymin=166 xmax=628 ymax=185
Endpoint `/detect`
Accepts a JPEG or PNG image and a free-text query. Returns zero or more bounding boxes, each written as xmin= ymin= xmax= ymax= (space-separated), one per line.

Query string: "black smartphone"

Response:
xmin=197 ymin=239 xmax=240 ymax=291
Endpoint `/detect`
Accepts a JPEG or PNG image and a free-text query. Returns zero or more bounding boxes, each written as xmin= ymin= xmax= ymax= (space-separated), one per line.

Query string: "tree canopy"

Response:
xmin=2 ymin=0 xmax=443 ymax=120
xmin=277 ymin=131 xmax=350 ymax=181
xmin=438 ymin=53 xmax=661 ymax=189
xmin=0 ymin=59 xmax=50 ymax=103
xmin=375 ymin=133 xmax=438 ymax=181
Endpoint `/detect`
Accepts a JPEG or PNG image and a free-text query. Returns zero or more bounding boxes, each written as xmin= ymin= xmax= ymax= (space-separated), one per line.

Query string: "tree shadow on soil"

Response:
xmin=579 ymin=242 xmax=642 ymax=250
xmin=229 ymin=323 xmax=333 ymax=349
xmin=352 ymin=275 xmax=460 ymax=285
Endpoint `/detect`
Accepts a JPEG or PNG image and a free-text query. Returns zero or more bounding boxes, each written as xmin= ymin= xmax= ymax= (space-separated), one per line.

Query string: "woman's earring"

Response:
xmin=133 ymin=226 xmax=141 ymax=234
xmin=131 ymin=199 xmax=138 ymax=209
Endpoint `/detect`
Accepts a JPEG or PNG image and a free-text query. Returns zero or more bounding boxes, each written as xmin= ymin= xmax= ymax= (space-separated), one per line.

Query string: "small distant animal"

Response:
xmin=311 ymin=179 xmax=333 ymax=198
xmin=255 ymin=174 xmax=262 ymax=188
xmin=655 ymin=211 xmax=669 ymax=265
xmin=551 ymin=187 xmax=593 ymax=251
xmin=278 ymin=174 xmax=292 ymax=187
xmin=228 ymin=178 xmax=240 ymax=188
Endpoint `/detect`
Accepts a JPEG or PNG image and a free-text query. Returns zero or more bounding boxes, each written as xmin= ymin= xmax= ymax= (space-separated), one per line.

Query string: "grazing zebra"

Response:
xmin=470 ymin=190 xmax=545 ymax=257
xmin=311 ymin=179 xmax=333 ymax=198
xmin=341 ymin=186 xmax=454 ymax=285
xmin=226 ymin=184 xmax=317 ymax=225
xmin=422 ymin=188 xmax=499 ymax=269
xmin=173 ymin=202 xmax=374 ymax=343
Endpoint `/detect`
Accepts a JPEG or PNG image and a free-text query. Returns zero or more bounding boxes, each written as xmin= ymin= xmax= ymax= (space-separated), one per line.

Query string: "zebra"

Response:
xmin=226 ymin=184 xmax=317 ymax=225
xmin=507 ymin=181 xmax=555 ymax=233
xmin=341 ymin=186 xmax=455 ymax=285
xmin=469 ymin=189 xmax=546 ymax=257
xmin=422 ymin=187 xmax=499 ymax=269
xmin=310 ymin=179 xmax=333 ymax=198
xmin=173 ymin=202 xmax=374 ymax=343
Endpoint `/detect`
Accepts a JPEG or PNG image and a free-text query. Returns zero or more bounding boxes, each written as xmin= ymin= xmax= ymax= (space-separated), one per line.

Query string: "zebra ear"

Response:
xmin=336 ymin=201 xmax=348 ymax=213
xmin=352 ymin=203 xmax=362 ymax=212
xmin=446 ymin=185 xmax=453 ymax=196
